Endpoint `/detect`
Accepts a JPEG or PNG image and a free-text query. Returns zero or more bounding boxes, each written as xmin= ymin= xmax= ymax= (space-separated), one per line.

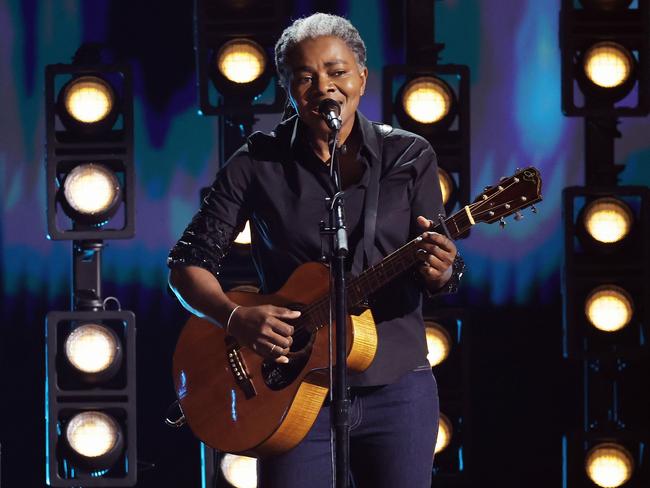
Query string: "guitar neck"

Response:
xmin=346 ymin=207 xmax=474 ymax=308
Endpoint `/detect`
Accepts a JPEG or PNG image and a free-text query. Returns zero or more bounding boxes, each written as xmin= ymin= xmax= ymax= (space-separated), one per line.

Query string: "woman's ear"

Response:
xmin=360 ymin=68 xmax=368 ymax=96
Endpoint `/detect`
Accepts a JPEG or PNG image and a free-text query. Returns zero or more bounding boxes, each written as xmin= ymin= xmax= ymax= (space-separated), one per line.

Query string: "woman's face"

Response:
xmin=287 ymin=35 xmax=367 ymax=138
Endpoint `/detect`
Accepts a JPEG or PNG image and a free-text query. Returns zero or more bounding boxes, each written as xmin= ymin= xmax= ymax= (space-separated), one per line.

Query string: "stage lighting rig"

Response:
xmin=194 ymin=0 xmax=288 ymax=116
xmin=382 ymin=0 xmax=470 ymax=219
xmin=46 ymin=309 xmax=137 ymax=486
xmin=45 ymin=44 xmax=134 ymax=240
xmin=562 ymin=186 xmax=649 ymax=359
xmin=560 ymin=0 xmax=650 ymax=117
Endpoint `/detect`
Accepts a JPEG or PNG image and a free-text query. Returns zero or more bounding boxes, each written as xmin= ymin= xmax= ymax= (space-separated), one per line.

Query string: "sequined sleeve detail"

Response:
xmin=167 ymin=211 xmax=238 ymax=277
xmin=421 ymin=253 xmax=466 ymax=297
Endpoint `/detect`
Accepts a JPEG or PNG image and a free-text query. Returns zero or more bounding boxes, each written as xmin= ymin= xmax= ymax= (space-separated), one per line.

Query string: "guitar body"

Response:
xmin=172 ymin=262 xmax=378 ymax=456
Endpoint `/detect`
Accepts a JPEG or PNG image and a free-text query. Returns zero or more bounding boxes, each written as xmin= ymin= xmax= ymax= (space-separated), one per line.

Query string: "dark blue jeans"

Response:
xmin=258 ymin=368 xmax=439 ymax=488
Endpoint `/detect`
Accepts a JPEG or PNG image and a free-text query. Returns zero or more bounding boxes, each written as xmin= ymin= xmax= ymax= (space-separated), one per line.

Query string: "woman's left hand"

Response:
xmin=415 ymin=215 xmax=457 ymax=291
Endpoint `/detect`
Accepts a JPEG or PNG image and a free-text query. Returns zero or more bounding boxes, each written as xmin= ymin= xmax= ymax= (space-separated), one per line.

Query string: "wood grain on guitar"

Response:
xmin=172 ymin=167 xmax=543 ymax=457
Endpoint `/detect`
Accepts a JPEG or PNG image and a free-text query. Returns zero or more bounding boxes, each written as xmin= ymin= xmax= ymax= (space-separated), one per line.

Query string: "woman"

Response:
xmin=168 ymin=12 xmax=462 ymax=488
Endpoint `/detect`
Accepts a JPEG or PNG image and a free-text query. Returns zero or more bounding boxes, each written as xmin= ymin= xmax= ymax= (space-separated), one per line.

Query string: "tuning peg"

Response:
xmin=484 ymin=185 xmax=493 ymax=191
xmin=514 ymin=211 xmax=524 ymax=221
xmin=531 ymin=205 xmax=538 ymax=214
xmin=499 ymin=217 xmax=506 ymax=228
xmin=499 ymin=176 xmax=508 ymax=182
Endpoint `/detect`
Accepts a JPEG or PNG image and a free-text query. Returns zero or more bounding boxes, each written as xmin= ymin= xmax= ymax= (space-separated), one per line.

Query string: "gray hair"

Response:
xmin=274 ymin=13 xmax=367 ymax=89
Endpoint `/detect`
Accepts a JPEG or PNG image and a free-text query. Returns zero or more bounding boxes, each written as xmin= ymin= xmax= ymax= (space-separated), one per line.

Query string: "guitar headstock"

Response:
xmin=469 ymin=167 xmax=542 ymax=225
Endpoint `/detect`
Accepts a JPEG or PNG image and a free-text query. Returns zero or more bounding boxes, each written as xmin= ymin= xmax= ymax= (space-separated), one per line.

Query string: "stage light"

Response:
xmin=425 ymin=321 xmax=451 ymax=367
xmin=435 ymin=414 xmax=453 ymax=454
xmin=585 ymin=443 xmax=634 ymax=488
xmin=221 ymin=454 xmax=257 ymax=488
xmin=401 ymin=76 xmax=453 ymax=124
xmin=64 ymin=324 xmax=120 ymax=375
xmin=585 ymin=285 xmax=633 ymax=332
xmin=582 ymin=198 xmax=633 ymax=244
xmin=217 ymin=39 xmax=266 ymax=84
xmin=60 ymin=76 xmax=115 ymax=124
xmin=61 ymin=164 xmax=121 ymax=225
xmin=65 ymin=411 xmax=121 ymax=459
xmin=234 ymin=221 xmax=252 ymax=245
xmin=583 ymin=42 xmax=634 ymax=89
xmin=438 ymin=168 xmax=454 ymax=207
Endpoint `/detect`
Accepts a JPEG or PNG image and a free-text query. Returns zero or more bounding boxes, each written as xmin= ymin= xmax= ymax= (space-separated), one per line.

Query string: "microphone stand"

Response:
xmin=322 ymin=124 xmax=350 ymax=488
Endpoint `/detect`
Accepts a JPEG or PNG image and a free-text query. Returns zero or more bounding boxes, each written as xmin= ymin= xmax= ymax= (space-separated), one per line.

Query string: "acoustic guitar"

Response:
xmin=172 ymin=167 xmax=543 ymax=457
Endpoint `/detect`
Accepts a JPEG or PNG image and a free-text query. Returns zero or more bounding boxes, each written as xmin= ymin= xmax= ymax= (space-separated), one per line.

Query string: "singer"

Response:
xmin=168 ymin=12 xmax=464 ymax=488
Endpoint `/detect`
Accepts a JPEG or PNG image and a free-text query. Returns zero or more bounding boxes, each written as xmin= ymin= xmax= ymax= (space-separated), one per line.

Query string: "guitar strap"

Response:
xmin=358 ymin=122 xmax=393 ymax=273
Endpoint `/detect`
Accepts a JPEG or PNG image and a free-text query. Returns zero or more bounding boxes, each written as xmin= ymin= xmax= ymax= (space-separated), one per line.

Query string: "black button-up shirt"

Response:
xmin=169 ymin=111 xmax=446 ymax=386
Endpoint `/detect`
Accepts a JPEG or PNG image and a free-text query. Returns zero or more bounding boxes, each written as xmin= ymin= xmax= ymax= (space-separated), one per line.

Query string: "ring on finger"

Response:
xmin=270 ymin=344 xmax=277 ymax=353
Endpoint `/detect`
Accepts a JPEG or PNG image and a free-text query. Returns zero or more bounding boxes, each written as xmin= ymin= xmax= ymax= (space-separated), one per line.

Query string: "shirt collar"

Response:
xmin=288 ymin=111 xmax=382 ymax=163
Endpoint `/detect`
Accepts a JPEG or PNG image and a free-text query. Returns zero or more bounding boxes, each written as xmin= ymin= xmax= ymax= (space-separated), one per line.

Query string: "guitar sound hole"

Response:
xmin=261 ymin=322 xmax=314 ymax=391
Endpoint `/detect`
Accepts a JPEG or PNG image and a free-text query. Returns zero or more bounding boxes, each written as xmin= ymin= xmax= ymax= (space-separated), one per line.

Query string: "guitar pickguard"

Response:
xmin=261 ymin=327 xmax=315 ymax=391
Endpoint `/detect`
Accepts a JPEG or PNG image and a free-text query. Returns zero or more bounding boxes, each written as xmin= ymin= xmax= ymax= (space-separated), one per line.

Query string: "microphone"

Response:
xmin=318 ymin=99 xmax=342 ymax=131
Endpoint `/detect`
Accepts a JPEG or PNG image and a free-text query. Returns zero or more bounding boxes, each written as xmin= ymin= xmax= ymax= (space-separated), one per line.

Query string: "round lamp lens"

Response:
xmin=65 ymin=324 xmax=119 ymax=374
xmin=585 ymin=443 xmax=634 ymax=488
xmin=438 ymin=169 xmax=454 ymax=206
xmin=234 ymin=221 xmax=252 ymax=245
xmin=583 ymin=42 xmax=633 ymax=88
xmin=63 ymin=76 xmax=115 ymax=124
xmin=583 ymin=198 xmax=633 ymax=244
xmin=425 ymin=321 xmax=452 ymax=367
xmin=585 ymin=286 xmax=633 ymax=332
xmin=221 ymin=454 xmax=258 ymax=488
xmin=402 ymin=77 xmax=453 ymax=124
xmin=63 ymin=164 xmax=120 ymax=216
xmin=217 ymin=39 xmax=266 ymax=84
xmin=66 ymin=411 xmax=120 ymax=458
xmin=435 ymin=414 xmax=453 ymax=454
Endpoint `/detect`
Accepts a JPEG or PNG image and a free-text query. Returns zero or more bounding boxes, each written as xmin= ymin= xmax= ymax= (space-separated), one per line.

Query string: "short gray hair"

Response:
xmin=274 ymin=13 xmax=367 ymax=89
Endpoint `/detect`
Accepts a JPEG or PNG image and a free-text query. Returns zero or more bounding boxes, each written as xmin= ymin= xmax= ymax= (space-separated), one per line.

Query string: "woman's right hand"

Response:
xmin=227 ymin=305 xmax=300 ymax=364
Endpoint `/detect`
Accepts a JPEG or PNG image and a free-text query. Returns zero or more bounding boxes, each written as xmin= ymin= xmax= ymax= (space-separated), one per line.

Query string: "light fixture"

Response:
xmin=438 ymin=168 xmax=454 ymax=207
xmin=583 ymin=42 xmax=634 ymax=89
xmin=582 ymin=197 xmax=633 ymax=244
xmin=425 ymin=321 xmax=452 ymax=367
xmin=221 ymin=454 xmax=257 ymax=488
xmin=61 ymin=164 xmax=121 ymax=225
xmin=435 ymin=413 xmax=453 ymax=454
xmin=585 ymin=443 xmax=634 ymax=488
xmin=65 ymin=411 xmax=123 ymax=465
xmin=64 ymin=323 xmax=121 ymax=377
xmin=217 ymin=39 xmax=266 ymax=84
xmin=401 ymin=76 xmax=453 ymax=124
xmin=234 ymin=221 xmax=252 ymax=245
xmin=57 ymin=76 xmax=118 ymax=133
xmin=585 ymin=285 xmax=634 ymax=332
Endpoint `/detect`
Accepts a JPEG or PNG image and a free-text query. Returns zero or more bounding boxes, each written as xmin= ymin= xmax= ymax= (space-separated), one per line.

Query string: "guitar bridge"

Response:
xmin=226 ymin=344 xmax=256 ymax=399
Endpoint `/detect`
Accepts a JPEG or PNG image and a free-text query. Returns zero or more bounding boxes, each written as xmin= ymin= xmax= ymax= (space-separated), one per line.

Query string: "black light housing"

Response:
xmin=45 ymin=60 xmax=134 ymax=240
xmin=46 ymin=309 xmax=137 ymax=486
xmin=194 ymin=0 xmax=288 ymax=116
xmin=560 ymin=0 xmax=650 ymax=116
xmin=562 ymin=186 xmax=650 ymax=358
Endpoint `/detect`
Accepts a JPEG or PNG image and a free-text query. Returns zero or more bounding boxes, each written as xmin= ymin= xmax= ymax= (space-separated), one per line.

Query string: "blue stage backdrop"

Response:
xmin=0 ymin=1 xmax=648 ymax=487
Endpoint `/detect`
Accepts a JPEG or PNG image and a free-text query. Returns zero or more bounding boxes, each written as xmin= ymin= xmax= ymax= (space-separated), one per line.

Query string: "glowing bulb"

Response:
xmin=435 ymin=414 xmax=452 ymax=454
xmin=438 ymin=169 xmax=454 ymax=206
xmin=65 ymin=324 xmax=119 ymax=374
xmin=583 ymin=198 xmax=633 ymax=244
xmin=402 ymin=77 xmax=453 ymax=124
xmin=217 ymin=39 xmax=266 ymax=84
xmin=63 ymin=76 xmax=114 ymax=124
xmin=66 ymin=411 xmax=120 ymax=458
xmin=585 ymin=443 xmax=634 ymax=488
xmin=221 ymin=454 xmax=257 ymax=488
xmin=583 ymin=42 xmax=633 ymax=89
xmin=585 ymin=286 xmax=633 ymax=332
xmin=425 ymin=322 xmax=451 ymax=367
xmin=63 ymin=164 xmax=120 ymax=217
